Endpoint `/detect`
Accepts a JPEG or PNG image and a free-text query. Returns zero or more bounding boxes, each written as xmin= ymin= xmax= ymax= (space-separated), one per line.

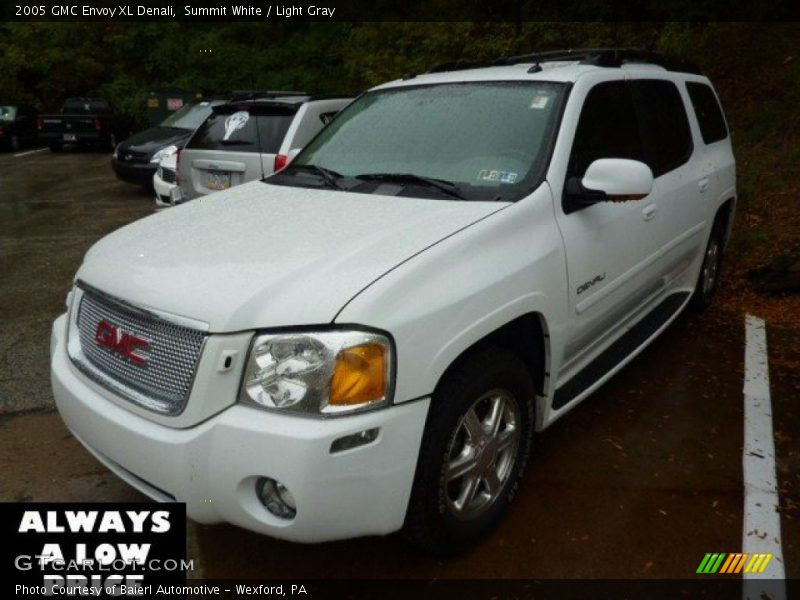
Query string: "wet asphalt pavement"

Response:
xmin=0 ymin=148 xmax=797 ymax=581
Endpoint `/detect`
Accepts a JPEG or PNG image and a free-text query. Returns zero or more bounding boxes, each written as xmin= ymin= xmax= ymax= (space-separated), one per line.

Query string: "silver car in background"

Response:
xmin=175 ymin=93 xmax=351 ymax=202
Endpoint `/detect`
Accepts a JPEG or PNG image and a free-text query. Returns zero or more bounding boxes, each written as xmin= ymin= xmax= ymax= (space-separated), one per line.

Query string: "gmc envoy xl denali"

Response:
xmin=51 ymin=49 xmax=735 ymax=555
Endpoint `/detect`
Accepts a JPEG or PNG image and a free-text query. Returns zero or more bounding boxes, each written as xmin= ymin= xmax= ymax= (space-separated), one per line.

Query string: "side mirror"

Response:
xmin=564 ymin=159 xmax=653 ymax=214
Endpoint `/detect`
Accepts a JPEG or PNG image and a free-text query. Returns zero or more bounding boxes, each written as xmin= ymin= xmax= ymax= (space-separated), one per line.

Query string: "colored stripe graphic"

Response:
xmin=734 ymin=553 xmax=749 ymax=574
xmin=698 ymin=553 xmax=774 ymax=575
xmin=710 ymin=553 xmax=726 ymax=573
xmin=696 ymin=553 xmax=713 ymax=574
xmin=720 ymin=554 xmax=736 ymax=574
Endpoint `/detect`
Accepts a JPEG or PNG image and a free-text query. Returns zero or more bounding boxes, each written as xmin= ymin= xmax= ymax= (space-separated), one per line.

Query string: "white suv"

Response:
xmin=50 ymin=49 xmax=735 ymax=555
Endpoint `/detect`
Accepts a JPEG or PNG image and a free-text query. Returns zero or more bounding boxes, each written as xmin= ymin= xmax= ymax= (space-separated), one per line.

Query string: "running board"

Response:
xmin=552 ymin=291 xmax=691 ymax=410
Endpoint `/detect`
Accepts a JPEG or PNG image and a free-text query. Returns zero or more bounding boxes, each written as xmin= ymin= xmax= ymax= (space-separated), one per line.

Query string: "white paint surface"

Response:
xmin=742 ymin=315 xmax=785 ymax=600
xmin=14 ymin=147 xmax=47 ymax=157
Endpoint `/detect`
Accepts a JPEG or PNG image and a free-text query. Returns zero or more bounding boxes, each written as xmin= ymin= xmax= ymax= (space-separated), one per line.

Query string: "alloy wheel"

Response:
xmin=444 ymin=389 xmax=521 ymax=521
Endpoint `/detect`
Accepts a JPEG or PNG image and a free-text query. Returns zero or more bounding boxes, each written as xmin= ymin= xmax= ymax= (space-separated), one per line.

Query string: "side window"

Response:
xmin=686 ymin=82 xmax=728 ymax=144
xmin=631 ymin=79 xmax=693 ymax=177
xmin=569 ymin=81 xmax=645 ymax=178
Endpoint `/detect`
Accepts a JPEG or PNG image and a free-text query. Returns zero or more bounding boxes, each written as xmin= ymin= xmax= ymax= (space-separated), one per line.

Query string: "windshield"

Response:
xmin=161 ymin=102 xmax=216 ymax=130
xmin=0 ymin=106 xmax=17 ymax=121
xmin=277 ymin=81 xmax=566 ymax=201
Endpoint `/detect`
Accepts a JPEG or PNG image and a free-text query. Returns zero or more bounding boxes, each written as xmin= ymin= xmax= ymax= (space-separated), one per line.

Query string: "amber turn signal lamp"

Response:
xmin=329 ymin=343 xmax=387 ymax=406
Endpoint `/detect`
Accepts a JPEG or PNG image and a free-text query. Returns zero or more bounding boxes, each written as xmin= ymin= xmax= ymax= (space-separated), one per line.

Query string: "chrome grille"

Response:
xmin=68 ymin=286 xmax=207 ymax=415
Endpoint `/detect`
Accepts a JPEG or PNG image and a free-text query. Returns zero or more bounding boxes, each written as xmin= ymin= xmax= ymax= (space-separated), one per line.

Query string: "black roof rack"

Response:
xmin=496 ymin=47 xmax=701 ymax=74
xmin=426 ymin=47 xmax=701 ymax=76
xmin=427 ymin=60 xmax=484 ymax=74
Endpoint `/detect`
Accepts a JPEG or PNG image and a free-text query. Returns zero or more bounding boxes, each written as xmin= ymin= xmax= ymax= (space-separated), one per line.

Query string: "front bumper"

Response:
xmin=153 ymin=170 xmax=176 ymax=207
xmin=50 ymin=313 xmax=429 ymax=542
xmin=112 ymin=157 xmax=156 ymax=185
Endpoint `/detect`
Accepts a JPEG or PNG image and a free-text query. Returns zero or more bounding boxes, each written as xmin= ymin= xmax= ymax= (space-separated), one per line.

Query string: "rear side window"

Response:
xmin=569 ymin=81 xmax=645 ymax=177
xmin=632 ymin=80 xmax=693 ymax=177
xmin=686 ymin=82 xmax=728 ymax=144
xmin=188 ymin=107 xmax=295 ymax=153
xmin=319 ymin=111 xmax=337 ymax=125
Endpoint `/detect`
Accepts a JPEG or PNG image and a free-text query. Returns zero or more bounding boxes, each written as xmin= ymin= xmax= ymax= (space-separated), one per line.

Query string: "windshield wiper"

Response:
xmin=354 ymin=173 xmax=465 ymax=200
xmin=282 ymin=164 xmax=344 ymax=190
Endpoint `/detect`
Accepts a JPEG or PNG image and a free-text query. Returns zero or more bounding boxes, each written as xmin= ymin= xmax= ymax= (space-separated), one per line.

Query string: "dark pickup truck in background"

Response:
xmin=38 ymin=98 xmax=132 ymax=152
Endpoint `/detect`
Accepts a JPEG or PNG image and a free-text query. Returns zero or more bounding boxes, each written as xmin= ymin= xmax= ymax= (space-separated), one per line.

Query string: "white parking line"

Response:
xmin=13 ymin=148 xmax=48 ymax=158
xmin=742 ymin=315 xmax=785 ymax=600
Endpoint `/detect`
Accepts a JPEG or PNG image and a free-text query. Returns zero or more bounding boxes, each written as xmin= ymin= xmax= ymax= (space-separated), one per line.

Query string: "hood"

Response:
xmin=77 ymin=182 xmax=506 ymax=332
xmin=119 ymin=126 xmax=191 ymax=155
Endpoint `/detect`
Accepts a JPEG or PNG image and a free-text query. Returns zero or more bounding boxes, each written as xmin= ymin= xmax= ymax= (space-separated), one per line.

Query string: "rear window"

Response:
xmin=685 ymin=82 xmax=728 ymax=144
xmin=632 ymin=80 xmax=693 ymax=177
xmin=160 ymin=102 xmax=216 ymax=130
xmin=188 ymin=105 xmax=296 ymax=153
xmin=63 ymin=99 xmax=111 ymax=114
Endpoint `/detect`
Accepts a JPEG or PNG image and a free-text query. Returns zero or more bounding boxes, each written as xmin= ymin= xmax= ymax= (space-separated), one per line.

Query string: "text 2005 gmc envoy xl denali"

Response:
xmin=51 ymin=49 xmax=735 ymax=555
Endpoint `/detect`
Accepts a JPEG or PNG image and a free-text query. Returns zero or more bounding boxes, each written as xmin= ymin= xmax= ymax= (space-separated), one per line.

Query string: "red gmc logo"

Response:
xmin=94 ymin=320 xmax=150 ymax=366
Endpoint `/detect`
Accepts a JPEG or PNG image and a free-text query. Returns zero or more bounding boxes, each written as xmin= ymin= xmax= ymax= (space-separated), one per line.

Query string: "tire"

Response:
xmin=403 ymin=346 xmax=535 ymax=555
xmin=49 ymin=142 xmax=63 ymax=153
xmin=690 ymin=217 xmax=726 ymax=311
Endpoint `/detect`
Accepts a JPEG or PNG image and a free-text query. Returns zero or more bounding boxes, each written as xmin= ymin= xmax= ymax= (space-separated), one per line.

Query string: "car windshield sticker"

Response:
xmin=530 ymin=94 xmax=550 ymax=109
xmin=478 ymin=170 xmax=518 ymax=184
xmin=223 ymin=111 xmax=250 ymax=141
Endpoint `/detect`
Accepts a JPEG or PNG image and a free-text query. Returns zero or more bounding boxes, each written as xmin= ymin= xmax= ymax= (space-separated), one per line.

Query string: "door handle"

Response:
xmin=698 ymin=178 xmax=710 ymax=193
xmin=642 ymin=204 xmax=657 ymax=221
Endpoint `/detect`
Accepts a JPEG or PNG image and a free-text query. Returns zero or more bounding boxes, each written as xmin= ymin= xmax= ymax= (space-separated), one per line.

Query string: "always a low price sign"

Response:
xmin=3 ymin=503 xmax=187 ymax=596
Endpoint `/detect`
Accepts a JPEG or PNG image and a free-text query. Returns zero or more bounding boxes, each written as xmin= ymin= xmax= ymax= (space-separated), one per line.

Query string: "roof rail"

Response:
xmin=495 ymin=47 xmax=701 ymax=74
xmin=427 ymin=60 xmax=484 ymax=74
xmin=424 ymin=47 xmax=701 ymax=76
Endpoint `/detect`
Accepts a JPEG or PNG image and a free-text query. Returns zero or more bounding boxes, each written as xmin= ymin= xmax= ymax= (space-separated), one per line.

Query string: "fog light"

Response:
xmin=330 ymin=428 xmax=379 ymax=453
xmin=255 ymin=477 xmax=296 ymax=520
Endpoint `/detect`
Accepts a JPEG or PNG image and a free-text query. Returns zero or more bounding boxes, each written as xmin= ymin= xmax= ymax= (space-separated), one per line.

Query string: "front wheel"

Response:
xmin=403 ymin=347 xmax=534 ymax=555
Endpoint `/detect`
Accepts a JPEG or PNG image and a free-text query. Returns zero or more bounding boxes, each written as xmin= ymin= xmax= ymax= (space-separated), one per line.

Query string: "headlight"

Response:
xmin=239 ymin=330 xmax=393 ymax=416
xmin=150 ymin=144 xmax=178 ymax=164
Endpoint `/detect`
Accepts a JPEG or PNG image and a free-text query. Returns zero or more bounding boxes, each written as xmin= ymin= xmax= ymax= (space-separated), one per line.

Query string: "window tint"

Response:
xmin=569 ymin=81 xmax=645 ymax=177
xmin=632 ymin=80 xmax=693 ymax=177
xmin=188 ymin=106 xmax=295 ymax=153
xmin=686 ymin=82 xmax=728 ymax=144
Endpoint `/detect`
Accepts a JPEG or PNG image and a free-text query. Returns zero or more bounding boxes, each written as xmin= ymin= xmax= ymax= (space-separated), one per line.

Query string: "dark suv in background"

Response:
xmin=38 ymin=98 xmax=131 ymax=152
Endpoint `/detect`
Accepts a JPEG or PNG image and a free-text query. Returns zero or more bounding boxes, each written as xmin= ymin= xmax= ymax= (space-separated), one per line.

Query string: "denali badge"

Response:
xmin=94 ymin=320 xmax=150 ymax=365
xmin=577 ymin=273 xmax=607 ymax=296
